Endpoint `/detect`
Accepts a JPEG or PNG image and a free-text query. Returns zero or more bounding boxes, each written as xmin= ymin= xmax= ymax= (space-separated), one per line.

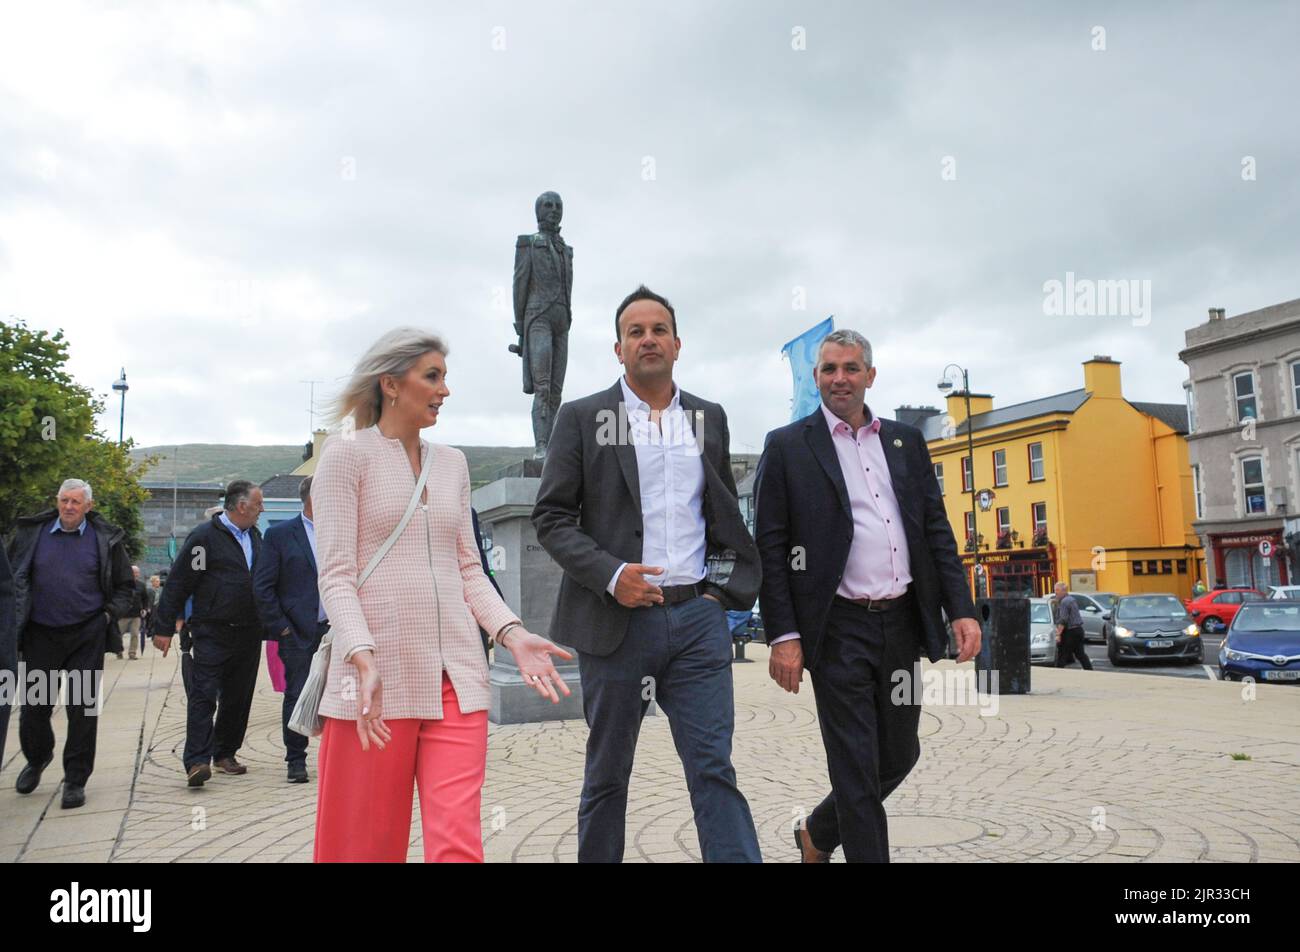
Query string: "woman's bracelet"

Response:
xmin=495 ymin=621 xmax=522 ymax=647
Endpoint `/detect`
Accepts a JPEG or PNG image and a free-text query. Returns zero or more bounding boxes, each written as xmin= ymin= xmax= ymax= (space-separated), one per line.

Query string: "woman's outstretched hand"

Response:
xmin=504 ymin=629 xmax=573 ymax=704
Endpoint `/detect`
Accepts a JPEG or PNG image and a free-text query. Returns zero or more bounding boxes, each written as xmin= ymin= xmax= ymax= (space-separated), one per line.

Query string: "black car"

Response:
xmin=1107 ymin=593 xmax=1203 ymax=666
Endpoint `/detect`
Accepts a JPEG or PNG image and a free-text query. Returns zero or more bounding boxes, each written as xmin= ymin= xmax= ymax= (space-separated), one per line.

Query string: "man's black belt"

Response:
xmin=835 ymin=589 xmax=913 ymax=613
xmin=660 ymin=583 xmax=703 ymax=606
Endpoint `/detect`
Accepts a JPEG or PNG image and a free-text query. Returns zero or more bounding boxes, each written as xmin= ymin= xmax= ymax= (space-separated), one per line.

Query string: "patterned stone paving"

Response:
xmin=3 ymin=645 xmax=1298 ymax=862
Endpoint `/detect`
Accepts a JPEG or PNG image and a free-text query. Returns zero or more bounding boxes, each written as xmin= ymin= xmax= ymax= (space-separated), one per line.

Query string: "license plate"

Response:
xmin=1262 ymin=670 xmax=1300 ymax=681
xmin=1146 ymin=640 xmax=1174 ymax=648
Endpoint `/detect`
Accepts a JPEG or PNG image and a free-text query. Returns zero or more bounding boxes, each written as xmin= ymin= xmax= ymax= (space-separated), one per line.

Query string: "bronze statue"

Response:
xmin=511 ymin=191 xmax=573 ymax=457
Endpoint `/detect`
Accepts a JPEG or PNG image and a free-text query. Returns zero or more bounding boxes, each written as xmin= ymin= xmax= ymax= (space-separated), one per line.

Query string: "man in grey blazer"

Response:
xmin=533 ymin=285 xmax=762 ymax=863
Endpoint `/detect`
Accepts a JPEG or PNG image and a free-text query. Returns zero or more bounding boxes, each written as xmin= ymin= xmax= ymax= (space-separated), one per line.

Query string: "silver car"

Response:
xmin=1072 ymin=591 xmax=1117 ymax=643
xmin=1029 ymin=597 xmax=1058 ymax=665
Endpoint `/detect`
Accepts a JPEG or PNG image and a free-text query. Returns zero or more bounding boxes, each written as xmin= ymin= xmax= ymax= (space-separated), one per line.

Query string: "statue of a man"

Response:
xmin=511 ymin=191 xmax=573 ymax=457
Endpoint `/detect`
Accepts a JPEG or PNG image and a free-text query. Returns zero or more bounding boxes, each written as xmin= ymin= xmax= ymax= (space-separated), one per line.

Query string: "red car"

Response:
xmin=1184 ymin=588 xmax=1267 ymax=634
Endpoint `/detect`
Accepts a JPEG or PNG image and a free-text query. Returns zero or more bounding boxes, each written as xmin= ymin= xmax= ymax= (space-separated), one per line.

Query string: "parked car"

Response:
xmin=1027 ymin=597 xmax=1057 ymax=665
xmin=1183 ymin=588 xmax=1266 ymax=634
xmin=1072 ymin=591 xmax=1117 ymax=643
xmin=1107 ymin=593 xmax=1202 ymax=666
xmin=1266 ymin=585 xmax=1300 ymax=601
xmin=1219 ymin=601 xmax=1300 ymax=683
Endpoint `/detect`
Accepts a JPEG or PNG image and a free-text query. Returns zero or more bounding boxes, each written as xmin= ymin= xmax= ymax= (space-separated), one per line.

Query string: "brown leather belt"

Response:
xmin=660 ymin=583 xmax=703 ymax=606
xmin=834 ymin=589 xmax=913 ymax=613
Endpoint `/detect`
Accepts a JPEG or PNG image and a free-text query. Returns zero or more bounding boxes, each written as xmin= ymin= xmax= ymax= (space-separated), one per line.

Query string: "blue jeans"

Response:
xmin=576 ymin=595 xmax=761 ymax=863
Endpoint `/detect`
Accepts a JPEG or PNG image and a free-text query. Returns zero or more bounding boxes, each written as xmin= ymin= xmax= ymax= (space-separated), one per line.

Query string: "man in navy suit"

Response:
xmin=253 ymin=477 xmax=328 ymax=783
xmin=755 ymin=329 xmax=981 ymax=863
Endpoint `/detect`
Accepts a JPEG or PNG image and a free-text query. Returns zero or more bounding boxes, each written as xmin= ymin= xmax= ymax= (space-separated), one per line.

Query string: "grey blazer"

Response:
xmin=532 ymin=380 xmax=761 ymax=657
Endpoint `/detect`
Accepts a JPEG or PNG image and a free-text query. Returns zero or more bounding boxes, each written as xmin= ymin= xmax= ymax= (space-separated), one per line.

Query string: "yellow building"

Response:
xmin=904 ymin=357 xmax=1203 ymax=599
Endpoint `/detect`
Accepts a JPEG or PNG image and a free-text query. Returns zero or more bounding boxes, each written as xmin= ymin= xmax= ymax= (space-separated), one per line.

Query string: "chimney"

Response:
xmin=944 ymin=391 xmax=994 ymax=426
xmin=1208 ymin=307 xmax=1224 ymax=322
xmin=1082 ymin=355 xmax=1122 ymax=398
xmin=895 ymin=405 xmax=941 ymax=428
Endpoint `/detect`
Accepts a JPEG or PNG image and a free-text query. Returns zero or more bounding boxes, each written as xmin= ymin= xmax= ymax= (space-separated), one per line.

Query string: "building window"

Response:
xmin=1031 ymin=502 xmax=1047 ymax=546
xmin=1134 ymin=561 xmax=1145 ymax=576
xmin=1292 ymin=360 xmax=1300 ymax=414
xmin=1192 ymin=464 xmax=1204 ymax=520
xmin=1146 ymin=560 xmax=1159 ymax=575
xmin=1028 ymin=442 xmax=1044 ymax=481
xmin=1185 ymin=384 xmax=1197 ymax=434
xmin=1241 ymin=456 xmax=1266 ymax=514
xmin=1161 ymin=559 xmax=1172 ymax=575
xmin=964 ymin=511 xmax=975 ymax=541
xmin=961 ymin=456 xmax=972 ymax=493
xmin=934 ymin=462 xmax=944 ymax=495
xmin=993 ymin=449 xmax=1007 ymax=487
xmin=1234 ymin=371 xmax=1258 ymax=423
xmin=995 ymin=507 xmax=1011 ymax=548
xmin=1224 ymin=549 xmax=1250 ymax=587
xmin=1176 ymin=559 xmax=1187 ymax=574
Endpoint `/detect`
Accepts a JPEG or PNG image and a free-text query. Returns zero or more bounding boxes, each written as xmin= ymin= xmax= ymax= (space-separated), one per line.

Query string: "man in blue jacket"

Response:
xmin=253 ymin=477 xmax=327 ymax=783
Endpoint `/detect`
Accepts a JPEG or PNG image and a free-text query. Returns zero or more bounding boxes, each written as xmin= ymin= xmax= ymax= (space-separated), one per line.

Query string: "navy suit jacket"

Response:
xmin=754 ymin=407 xmax=976 ymax=668
xmin=253 ymin=515 xmax=322 ymax=650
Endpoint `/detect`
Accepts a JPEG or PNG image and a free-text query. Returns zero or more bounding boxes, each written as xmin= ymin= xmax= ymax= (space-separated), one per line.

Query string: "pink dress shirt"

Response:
xmin=773 ymin=403 xmax=912 ymax=644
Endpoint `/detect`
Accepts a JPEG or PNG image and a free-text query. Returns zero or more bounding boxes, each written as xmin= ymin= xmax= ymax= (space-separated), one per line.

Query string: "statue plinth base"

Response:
xmin=472 ymin=475 xmax=584 ymax=724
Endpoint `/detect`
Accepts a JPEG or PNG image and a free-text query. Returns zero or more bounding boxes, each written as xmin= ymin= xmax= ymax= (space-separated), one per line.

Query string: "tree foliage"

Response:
xmin=1 ymin=319 xmax=157 ymax=557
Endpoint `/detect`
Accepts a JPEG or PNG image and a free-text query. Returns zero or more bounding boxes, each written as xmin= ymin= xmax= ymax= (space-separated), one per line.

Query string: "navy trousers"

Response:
xmin=577 ymin=595 xmax=761 ymax=863
xmin=181 ymin=622 xmax=262 ymax=770
xmin=280 ymin=623 xmax=326 ymax=765
xmin=804 ymin=597 xmax=924 ymax=863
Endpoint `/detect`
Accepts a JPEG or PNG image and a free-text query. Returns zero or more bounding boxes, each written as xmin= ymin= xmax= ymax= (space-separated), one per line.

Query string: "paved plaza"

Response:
xmin=2 ymin=644 xmax=1298 ymax=863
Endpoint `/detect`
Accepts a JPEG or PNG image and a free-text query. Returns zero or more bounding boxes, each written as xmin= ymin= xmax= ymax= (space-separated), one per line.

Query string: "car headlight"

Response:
xmin=1224 ymin=647 xmax=1249 ymax=661
xmin=1184 ymin=624 xmax=1200 ymax=637
xmin=1114 ymin=626 xmax=1133 ymax=638
xmin=1031 ymin=632 xmax=1049 ymax=646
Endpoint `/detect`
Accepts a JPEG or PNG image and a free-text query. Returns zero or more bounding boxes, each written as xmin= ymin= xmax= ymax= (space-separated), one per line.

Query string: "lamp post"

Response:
xmin=938 ymin=363 xmax=982 ymax=596
xmin=111 ymin=367 xmax=129 ymax=445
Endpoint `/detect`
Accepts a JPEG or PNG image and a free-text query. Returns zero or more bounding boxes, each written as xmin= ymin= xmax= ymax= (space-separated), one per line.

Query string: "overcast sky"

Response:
xmin=3 ymin=1 xmax=1297 ymax=456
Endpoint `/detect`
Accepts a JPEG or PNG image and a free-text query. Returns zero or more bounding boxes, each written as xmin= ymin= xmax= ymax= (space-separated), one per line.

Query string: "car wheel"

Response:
xmin=1202 ymin=616 xmax=1224 ymax=634
xmin=1107 ymin=643 xmax=1123 ymax=666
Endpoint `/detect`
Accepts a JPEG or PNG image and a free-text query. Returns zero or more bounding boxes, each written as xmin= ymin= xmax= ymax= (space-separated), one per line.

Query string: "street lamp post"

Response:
xmin=111 ymin=367 xmax=129 ymax=445
xmin=938 ymin=363 xmax=982 ymax=597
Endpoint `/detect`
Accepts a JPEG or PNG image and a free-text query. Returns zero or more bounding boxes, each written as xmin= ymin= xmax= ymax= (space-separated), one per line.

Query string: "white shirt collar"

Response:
xmin=619 ymin=375 xmax=680 ymax=413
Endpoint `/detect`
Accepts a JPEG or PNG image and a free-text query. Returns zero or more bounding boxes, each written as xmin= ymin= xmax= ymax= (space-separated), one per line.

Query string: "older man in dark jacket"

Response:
xmin=6 ymin=479 xmax=134 ymax=809
xmin=151 ymin=480 xmax=264 ymax=787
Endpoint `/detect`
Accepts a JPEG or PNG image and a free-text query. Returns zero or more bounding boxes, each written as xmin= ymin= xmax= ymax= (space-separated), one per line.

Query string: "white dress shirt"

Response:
xmin=301 ymin=514 xmax=328 ymax=623
xmin=606 ymin=375 xmax=708 ymax=595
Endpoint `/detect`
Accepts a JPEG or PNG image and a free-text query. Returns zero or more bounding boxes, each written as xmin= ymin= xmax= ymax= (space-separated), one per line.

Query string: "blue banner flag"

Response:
xmin=781 ymin=316 xmax=834 ymax=422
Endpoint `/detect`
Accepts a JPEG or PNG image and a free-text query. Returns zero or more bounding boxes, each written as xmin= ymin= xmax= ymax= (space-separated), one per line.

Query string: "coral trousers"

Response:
xmin=314 ymin=674 xmax=488 ymax=863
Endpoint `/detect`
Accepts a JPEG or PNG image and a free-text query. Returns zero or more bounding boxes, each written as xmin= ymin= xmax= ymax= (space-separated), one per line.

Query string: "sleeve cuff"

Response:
xmin=606 ymin=562 xmax=628 ymax=596
xmin=770 ymin=632 xmax=801 ymax=645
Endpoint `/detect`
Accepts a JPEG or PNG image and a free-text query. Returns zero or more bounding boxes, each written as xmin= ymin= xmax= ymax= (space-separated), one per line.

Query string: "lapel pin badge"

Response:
xmin=893 ymin=438 xmax=902 ymax=447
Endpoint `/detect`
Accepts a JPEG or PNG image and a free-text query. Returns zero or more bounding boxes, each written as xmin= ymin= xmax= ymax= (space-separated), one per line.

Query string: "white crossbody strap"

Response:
xmin=357 ymin=441 xmax=435 ymax=590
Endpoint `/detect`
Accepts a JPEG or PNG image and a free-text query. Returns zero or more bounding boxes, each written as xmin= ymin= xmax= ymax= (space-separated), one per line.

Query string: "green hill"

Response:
xmin=133 ymin=444 xmax=759 ymax=490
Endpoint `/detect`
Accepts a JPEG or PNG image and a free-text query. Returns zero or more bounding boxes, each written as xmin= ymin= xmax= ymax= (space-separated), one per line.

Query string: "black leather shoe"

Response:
xmin=61 ymin=782 xmax=86 ymax=809
xmin=15 ymin=757 xmax=52 ymax=795
xmin=287 ymin=762 xmax=308 ymax=784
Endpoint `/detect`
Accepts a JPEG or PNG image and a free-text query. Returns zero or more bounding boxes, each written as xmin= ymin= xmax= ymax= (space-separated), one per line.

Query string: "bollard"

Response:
xmin=973 ymin=597 xmax=1031 ymax=695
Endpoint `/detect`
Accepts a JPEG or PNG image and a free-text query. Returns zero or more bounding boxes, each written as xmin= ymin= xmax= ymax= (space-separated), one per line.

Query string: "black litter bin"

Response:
xmin=973 ymin=597 xmax=1031 ymax=695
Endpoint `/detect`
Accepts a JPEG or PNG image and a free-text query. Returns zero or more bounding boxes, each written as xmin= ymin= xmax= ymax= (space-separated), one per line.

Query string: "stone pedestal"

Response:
xmin=472 ymin=475 xmax=585 ymax=723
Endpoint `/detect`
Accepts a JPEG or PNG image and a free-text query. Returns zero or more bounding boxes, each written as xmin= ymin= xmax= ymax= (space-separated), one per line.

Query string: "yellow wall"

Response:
xmin=927 ymin=361 xmax=1198 ymax=599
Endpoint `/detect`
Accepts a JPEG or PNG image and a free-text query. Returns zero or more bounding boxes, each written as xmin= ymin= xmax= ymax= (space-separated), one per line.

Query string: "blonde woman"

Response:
xmin=312 ymin=327 xmax=571 ymax=862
